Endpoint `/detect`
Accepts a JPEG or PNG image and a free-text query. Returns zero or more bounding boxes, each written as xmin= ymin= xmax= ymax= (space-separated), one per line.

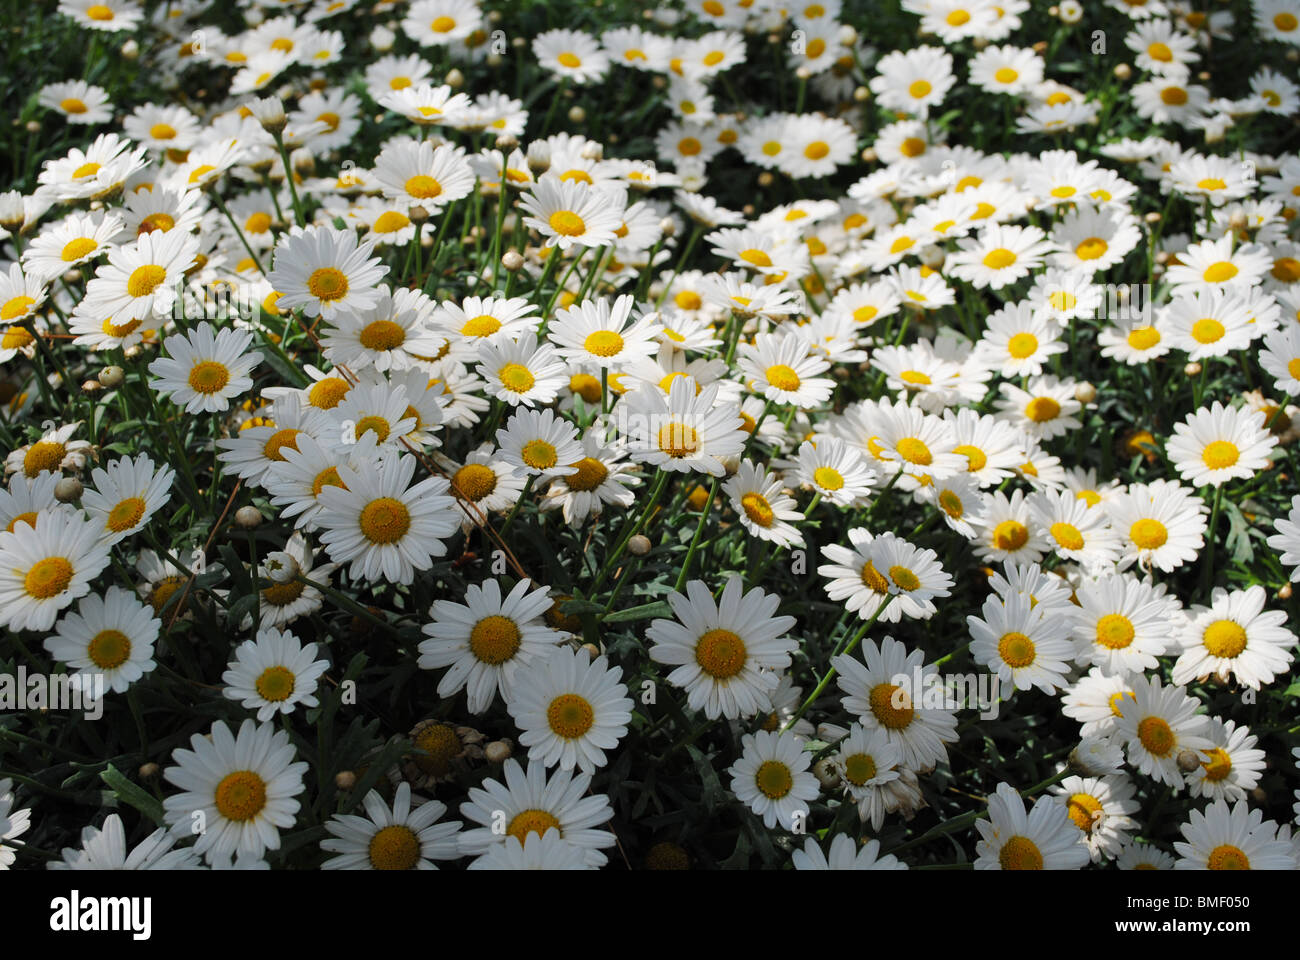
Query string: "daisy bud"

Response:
xmin=742 ymin=204 xmax=756 ymax=217
xmin=1280 ymin=584 xmax=1293 ymax=600
xmin=1069 ymin=736 xmax=1124 ymax=777
xmin=568 ymin=106 xmax=586 ymax=124
xmin=248 ymin=95 xmax=287 ymax=135
xmin=795 ymin=66 xmax=811 ymax=81
xmin=838 ymin=25 xmax=858 ymax=45
xmin=1032 ymin=41 xmax=1048 ymax=54
xmin=579 ymin=643 xmax=600 ymax=659
xmin=1251 ymin=787 xmax=1268 ymax=804
xmin=853 ymin=86 xmax=870 ymax=102
xmin=0 ymin=191 xmax=25 ymax=232
xmin=972 ymin=36 xmax=988 ymax=50
xmin=54 ymin=477 xmax=83 ymax=503
xmin=1154 ymin=250 xmax=1169 ymax=264
xmin=81 ymin=379 xmax=102 ymax=395
xmin=861 ymin=147 xmax=877 ymax=163
xmin=1074 ymin=381 xmax=1097 ymax=404
xmin=244 ymin=6 xmax=263 ymax=25
xmin=627 ymin=534 xmax=651 ymax=556
xmin=24 ymin=120 xmax=40 ymax=134
xmin=334 ymin=770 xmax=356 ymax=790
xmin=370 ymin=25 xmax=395 ymax=52
xmin=644 ymin=841 xmax=690 ymax=870
xmin=502 ymin=250 xmax=525 ymax=272
xmin=484 ymin=739 xmax=513 ymax=764
xmin=98 ymin=365 xmax=124 ymax=388
xmin=652 ymin=76 xmax=667 ymax=90
xmin=1113 ymin=63 xmax=1131 ymax=80
xmin=1197 ymin=71 xmax=1211 ymax=82
xmin=1184 ymin=361 xmax=1202 ymax=376
xmin=1049 ymin=4 xmax=1059 ymax=13
xmin=445 ymin=68 xmax=465 ymax=88
xmin=1228 ymin=210 xmax=1249 ymax=230
xmin=659 ymin=217 xmax=676 ymax=238
xmin=813 ymin=757 xmax=841 ymax=788
xmin=290 ymin=147 xmax=314 ymax=178
xmin=263 ymin=551 xmax=300 ymax=585
xmin=235 ymin=505 xmax=263 ymax=529
xmin=408 ymin=204 xmax=430 ymax=223
xmin=121 ymin=39 xmax=138 ymax=60
xmin=1177 ymin=749 xmax=1202 ymax=773
xmin=138 ymin=762 xmax=160 ymax=780
xmin=495 ymin=133 xmax=518 ymax=151
xmin=757 ymin=172 xmax=774 ymax=188
xmin=512 ymin=35 xmax=527 ymax=48
xmin=1288 ymin=49 xmax=1300 ymax=63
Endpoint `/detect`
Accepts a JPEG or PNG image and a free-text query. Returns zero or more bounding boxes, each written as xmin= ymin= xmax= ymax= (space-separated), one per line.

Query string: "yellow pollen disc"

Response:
xmin=947 ymin=8 xmax=970 ymax=24
xmin=900 ymin=137 xmax=926 ymax=157
xmin=765 ymin=363 xmax=801 ymax=391
xmin=498 ymin=362 xmax=535 ymax=394
xmin=998 ymin=835 xmax=1043 ymax=870
xmin=658 ymin=423 xmax=700 ymax=458
xmin=368 ymin=824 xmax=420 ymax=870
xmin=739 ymin=248 xmax=773 ymax=268
xmin=72 ymin=161 xmax=101 ymax=179
xmin=994 ymin=66 xmax=1019 ymax=84
xmin=358 ymin=496 xmax=410 ymax=544
xmin=1202 ymin=619 xmax=1247 ymax=658
xmin=1137 ymin=716 xmax=1175 ymax=757
xmin=547 ymin=693 xmax=595 ymax=738
xmin=458 ymin=313 xmax=503 ymax=337
xmin=405 ymin=174 xmax=442 ymax=199
xmin=569 ymin=373 xmax=601 ymax=403
xmin=6 ymin=511 xmax=38 ymax=532
xmin=521 ymin=439 xmax=558 ymax=470
xmin=843 ymin=753 xmax=877 ymax=786
xmin=1201 ymin=747 xmax=1232 ymax=782
xmin=149 ymin=576 xmax=186 ymax=615
xmin=126 ymin=264 xmax=167 ymax=297
xmin=583 ymin=330 xmax=625 ymax=357
xmin=1127 ymin=326 xmax=1160 ymax=350
xmin=431 ymin=15 xmax=456 ymax=32
xmin=262 ymin=427 xmax=301 ymax=462
xmin=1190 ymin=317 xmax=1226 ymax=344
xmin=895 ymin=437 xmax=932 ymax=466
xmin=106 ymin=496 xmax=146 ymax=533
xmin=889 ymin=235 xmax=914 ymax=254
xmin=1202 ymin=262 xmax=1237 ymax=284
xmin=0 ymin=324 xmax=32 ymax=350
xmin=804 ymin=140 xmax=830 ymax=160
xmin=1109 ymin=690 xmax=1134 ymax=717
xmin=359 ymin=319 xmax=406 ymax=352
xmin=87 ymin=629 xmax=131 ymax=669
xmin=1025 ymin=396 xmax=1061 ymax=422
xmin=1276 ymin=12 xmax=1299 ymax=31
xmin=23 ymin=442 xmax=65 ymax=478
xmin=695 ymin=628 xmax=746 ymax=679
xmin=307 ymin=267 xmax=349 ymax=302
xmin=1007 ymin=332 xmax=1038 ymax=359
xmin=993 ymin=519 xmax=1029 ymax=551
xmin=1272 ymin=257 xmax=1300 ymax=283
xmin=60 ymin=98 xmax=88 ymax=114
xmin=548 ymin=210 xmax=586 ymax=236
xmin=86 ymin=4 xmax=113 ymax=18
xmin=61 ymin=237 xmax=98 ymax=262
xmin=1201 ymin=440 xmax=1239 ymax=470
xmin=998 ymin=631 xmax=1036 ymax=668
xmin=1206 ymin=844 xmax=1250 ymax=870
xmin=557 ymin=51 xmax=582 ymax=68
xmin=1195 ymin=177 xmax=1226 ymax=191
xmin=1147 ymin=42 xmax=1173 ymax=61
xmin=755 ymin=760 xmax=793 ymax=799
xmin=889 ymin=565 xmax=920 ymax=591
xmin=678 ymin=137 xmax=702 ymax=156
xmin=900 ymin=369 xmax=931 ymax=386
xmin=740 ymin=492 xmax=774 ymax=528
xmin=1075 ymin=237 xmax=1108 ymax=261
xmin=1096 ymin=614 xmax=1135 ymax=650
xmin=939 ymin=489 xmax=964 ymax=518
xmin=982 ymin=248 xmax=1017 ymax=269
xmin=1161 ymin=86 xmax=1188 ymax=105
xmin=565 ymin=457 xmax=608 ymax=492
xmin=1049 ymin=291 xmax=1077 ymax=311
xmin=187 ymin=360 xmax=230 ymax=395
xmin=187 ymin=164 xmax=216 ymax=184
xmin=309 ymin=468 xmax=344 ymax=503
xmin=307 ymin=377 xmax=350 ymax=409
xmin=262 ymin=579 xmax=306 ymax=607
xmin=869 ymin=683 xmax=914 ymax=729
xmin=813 ymin=466 xmax=844 ymax=491
xmin=244 ymin=211 xmax=272 ymax=234
xmin=1077 ymin=490 xmax=1102 ymax=507
xmin=255 ymin=665 xmax=296 ymax=702
xmin=412 ymin=724 xmax=461 ymax=775
xmin=372 ymin=211 xmax=410 ymax=234
xmin=214 ymin=771 xmax=267 ymax=822
xmin=468 ymin=614 xmax=522 ymax=665
xmin=909 ymin=79 xmax=932 ymax=99
xmin=1050 ymin=521 xmax=1084 ymax=551
xmin=138 ymin=212 xmax=174 ymax=234
xmin=1129 ymin=518 xmax=1167 ymax=550
xmin=1066 ymin=793 xmax=1103 ymax=833
xmin=507 ymin=809 xmax=560 ymax=842
xmin=954 ymin=444 xmax=987 ymax=472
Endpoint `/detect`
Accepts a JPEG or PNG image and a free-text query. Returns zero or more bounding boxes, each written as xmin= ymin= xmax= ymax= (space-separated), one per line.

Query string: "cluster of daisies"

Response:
xmin=1 ymin=0 xmax=1299 ymax=870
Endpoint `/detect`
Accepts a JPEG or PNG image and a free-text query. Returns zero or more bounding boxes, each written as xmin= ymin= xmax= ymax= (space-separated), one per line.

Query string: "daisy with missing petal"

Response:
xmin=539 ymin=428 xmax=639 ymax=527
xmin=81 ymin=453 xmax=175 ymax=544
xmin=969 ymin=590 xmax=1074 ymax=696
xmin=315 ymin=450 xmax=459 ymax=585
xmin=834 ymin=635 xmax=959 ymax=772
xmin=1267 ymin=494 xmax=1300 ymax=581
xmin=793 ymin=438 xmax=876 ymax=507
xmin=0 ymin=511 xmax=111 ymax=633
xmin=830 ymin=723 xmax=903 ymax=830
xmin=520 ymin=179 xmax=623 ymax=251
xmin=148 ymin=322 xmax=261 ymax=415
xmin=647 ymin=577 xmax=797 ymax=720
xmin=221 ymin=627 xmax=329 ymax=722
xmin=729 ymin=730 xmax=819 ymax=831
xmin=548 ymin=294 xmax=661 ymax=370
xmin=1113 ymin=675 xmax=1212 ymax=788
xmin=1048 ymin=774 xmax=1139 ymax=862
xmin=81 ymin=229 xmax=197 ymax=322
xmin=1062 ymin=669 xmax=1135 ymax=738
xmin=1071 ymin=573 xmax=1179 ymax=676
xmin=321 ymin=782 xmax=462 ymax=870
xmin=1174 ymin=799 xmax=1297 ymax=870
xmin=622 ymin=376 xmax=746 ymax=477
xmin=1187 ymin=718 xmax=1266 ymax=803
xmin=419 ymin=578 xmax=566 ymax=714
xmin=736 ymin=331 xmax=834 ymax=407
xmin=1172 ymin=584 xmax=1296 ymax=691
xmin=267 ymin=225 xmax=389 ymax=321
xmin=793 ymin=834 xmax=908 ymax=870
xmin=373 ymin=140 xmax=476 ymax=210
xmin=44 ymin=585 xmax=159 ymax=696
xmin=506 ymin=645 xmax=633 ymax=774
xmin=161 ymin=718 xmax=307 ymax=866
xmin=1167 ymin=402 xmax=1277 ymax=488
xmin=50 ymin=814 xmax=201 ymax=870
xmin=458 ymin=758 xmax=616 ymax=867
xmin=1106 ymin=479 xmax=1207 ymax=573
xmin=974 ymin=781 xmax=1089 ymax=870
xmin=723 ymin=459 xmax=805 ymax=549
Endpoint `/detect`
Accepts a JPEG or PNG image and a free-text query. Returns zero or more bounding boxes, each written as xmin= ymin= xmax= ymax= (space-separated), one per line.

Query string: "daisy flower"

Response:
xmin=44 ymin=585 xmax=159 ymax=696
xmin=506 ymin=644 xmax=633 ymax=774
xmin=995 ymin=376 xmax=1083 ymax=441
xmin=1063 ymin=669 xmax=1135 ymax=738
xmin=81 ymin=453 xmax=175 ymax=544
xmin=315 ymin=450 xmax=459 ymax=585
xmin=419 ymin=578 xmax=566 ymax=714
xmin=729 ymin=730 xmax=819 ymax=831
xmin=519 ymin=178 xmax=623 ymax=250
xmin=946 ymin=223 xmax=1055 ymax=290
xmin=1164 ymin=289 xmax=1257 ymax=360
xmin=58 ymin=0 xmax=144 ymax=31
xmin=869 ymin=46 xmax=956 ymax=118
xmin=834 ymin=635 xmax=959 ymax=772
xmin=458 ymin=758 xmax=616 ymax=867
xmin=49 ymin=814 xmax=200 ymax=870
xmin=1071 ymin=573 xmax=1179 ymax=676
xmin=321 ymin=782 xmax=461 ymax=870
xmin=1048 ymin=774 xmax=1139 ymax=862
xmin=1266 ymin=494 xmax=1300 ymax=581
xmin=1164 ymin=236 xmax=1272 ymax=296
xmin=81 ymin=228 xmax=197 ymax=322
xmin=968 ymin=589 xmax=1074 ymax=696
xmin=21 ymin=210 xmax=123 ymax=283
xmin=1260 ymin=323 xmax=1300 ymax=396
xmin=161 ymin=718 xmax=307 ymax=865
xmin=373 ymin=140 xmax=476 ymax=209
xmin=4 ymin=422 xmax=93 ymax=479
xmin=829 ymin=723 xmax=903 ymax=830
xmin=401 ymin=0 xmax=483 ymax=47
xmin=1172 ymin=584 xmax=1296 ymax=691
xmin=1098 ymin=313 xmax=1171 ymax=365
xmin=723 ymin=458 xmax=805 ymax=549
xmin=974 ymin=781 xmax=1089 ymax=870
xmin=466 ymin=831 xmax=593 ymax=870
xmin=793 ymin=437 xmax=876 ymax=507
xmin=539 ymin=428 xmax=639 ymax=527
xmin=736 ymin=331 xmax=834 ymax=407
xmin=1106 ymin=479 xmax=1207 ymax=573
xmin=221 ymin=627 xmax=329 ymax=722
xmin=148 ymin=321 xmax=261 ymax=415
xmin=319 ymin=286 xmax=444 ymax=374
xmin=495 ymin=406 xmax=582 ymax=479
xmin=266 ymin=225 xmax=389 ymax=321
xmin=944 ymin=408 xmax=1024 ymax=488
xmin=976 ymin=301 xmax=1066 ymax=378
xmin=646 ymin=576 xmax=797 ymax=720
xmin=532 ymin=28 xmax=609 ymax=84
xmin=1029 ymin=489 xmax=1121 ymax=571
xmin=792 ymin=834 xmax=908 ymax=870
xmin=1166 ymin=401 xmax=1277 ymax=488
xmin=1187 ymin=718 xmax=1267 ymax=803
xmin=621 ymin=376 xmax=746 ymax=477
xmin=39 ymin=80 xmax=112 ymax=125
xmin=1113 ymin=675 xmax=1212 ymax=788
xmin=478 ymin=332 xmax=568 ymax=407
xmin=0 ymin=510 xmax=111 ymax=633
xmin=1117 ymin=841 xmax=1176 ymax=871
xmin=0 ymin=778 xmax=31 ymax=869
xmin=1174 ymin=799 xmax=1297 ymax=870
xmin=972 ymin=489 xmax=1050 ymax=565
xmin=548 ymin=294 xmax=661 ymax=370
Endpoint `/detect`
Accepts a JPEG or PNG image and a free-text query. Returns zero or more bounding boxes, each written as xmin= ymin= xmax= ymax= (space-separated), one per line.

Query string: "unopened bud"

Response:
xmin=54 ymin=477 xmax=83 ymax=502
xmin=235 ymin=505 xmax=263 ymax=529
xmin=121 ymin=39 xmax=138 ymax=60
xmin=757 ymin=171 xmax=774 ymax=188
xmin=1074 ymin=381 xmax=1097 ymax=404
xmin=409 ymin=204 xmax=430 ymax=223
xmin=138 ymin=762 xmax=160 ymax=779
xmin=81 ymin=379 xmax=102 ymax=395
xmin=1113 ymin=63 xmax=1131 ymax=80
xmin=98 ymin=365 xmax=124 ymax=388
xmin=445 ymin=68 xmax=465 ymax=88
xmin=334 ymin=770 xmax=356 ymax=790
xmin=495 ymin=133 xmax=518 ymax=151
xmin=501 ymin=250 xmax=524 ymax=272
xmin=1184 ymin=361 xmax=1202 ymax=376
xmin=627 ymin=534 xmax=651 ymax=556
xmin=853 ymin=86 xmax=870 ymax=102
xmin=485 ymin=739 xmax=513 ymax=763
xmin=813 ymin=757 xmax=841 ymax=788
xmin=579 ymin=642 xmax=600 ymax=659
xmin=1177 ymin=749 xmax=1201 ymax=773
xmin=568 ymin=106 xmax=586 ymax=124
xmin=1279 ymin=583 xmax=1293 ymax=600
xmin=658 ymin=217 xmax=676 ymax=238
xmin=290 ymin=147 xmax=314 ymax=178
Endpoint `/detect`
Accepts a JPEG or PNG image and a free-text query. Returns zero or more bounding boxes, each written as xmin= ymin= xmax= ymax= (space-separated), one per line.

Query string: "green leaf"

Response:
xmin=601 ymin=599 xmax=672 ymax=624
xmin=100 ymin=764 xmax=164 ymax=827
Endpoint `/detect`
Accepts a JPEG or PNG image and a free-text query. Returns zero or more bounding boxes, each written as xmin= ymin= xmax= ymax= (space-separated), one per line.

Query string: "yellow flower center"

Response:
xmin=1202 ymin=619 xmax=1247 ymax=658
xmin=261 ymin=428 xmax=300 ymax=463
xmin=1096 ymin=613 xmax=1135 ymax=649
xmin=994 ymin=66 xmax=1019 ymax=84
xmin=584 ymin=330 xmax=625 ymax=357
xmin=1129 ymin=518 xmax=1167 ymax=550
xmin=412 ymin=724 xmax=461 ymax=775
xmin=998 ymin=631 xmax=1036 ymax=668
xmin=547 ymin=693 xmax=595 ymax=738
xmin=1196 ymin=178 xmax=1226 ymax=191
xmin=843 ymin=753 xmax=877 ymax=786
xmin=1075 ymin=237 xmax=1108 ymax=261
xmin=557 ymin=51 xmax=582 ymax=68
xmin=468 ymin=614 xmax=522 ymax=665
xmin=311 ymin=466 xmax=346 ymax=497
xmin=498 ymin=363 xmax=535 ymax=394
xmin=998 ymin=835 xmax=1043 ymax=870
xmin=895 ymin=437 xmax=932 ymax=466
xmin=188 ymin=360 xmax=230 ymax=395
xmin=909 ymin=79 xmax=932 ymax=99
xmin=813 ymin=466 xmax=844 ymax=491
xmin=1137 ymin=716 xmax=1175 ymax=756
xmin=548 ymin=210 xmax=586 ymax=236
xmin=24 ymin=556 xmax=73 ymax=599
xmin=740 ymin=492 xmax=774 ymax=527
xmin=695 ymin=628 xmax=746 ymax=679
xmin=373 ymin=211 xmax=411 ymax=234
xmin=1161 ymin=86 xmax=1188 ymax=105
xmin=214 ymin=770 xmax=267 ymax=822
xmin=1049 ymin=291 xmax=1077 ymax=311
xmin=262 ymin=579 xmax=306 ymax=607
xmin=106 ymin=496 xmax=146 ymax=533
xmin=565 ymin=457 xmax=608 ymax=492
xmin=1006 ymin=332 xmax=1039 ymax=359
xmin=87 ymin=629 xmax=131 ymax=669
xmin=61 ymin=237 xmax=98 ymax=262
xmin=1050 ymin=521 xmax=1084 ymax=551
xmin=658 ymin=422 xmax=700 ymax=458
xmin=889 ymin=565 xmax=920 ymax=592
xmin=938 ymin=489 xmax=964 ymax=518
xmin=255 ymin=665 xmax=296 ymax=702
xmin=368 ymin=824 xmax=420 ymax=870
xmin=72 ymin=161 xmax=101 ymax=179
xmin=1206 ymin=844 xmax=1250 ymax=870
xmin=431 ymin=15 xmax=457 ymax=32
xmin=126 ymin=264 xmax=167 ymax=297
xmin=804 ymin=140 xmax=830 ymax=160
xmin=982 ymin=248 xmax=1017 ymax=270
xmin=307 ymin=266 xmax=349 ymax=302
xmin=569 ymin=373 xmax=601 ymax=403
xmin=1066 ymin=792 xmax=1103 ymax=833
xmin=23 ymin=441 xmax=65 ymax=477
xmin=1147 ymin=42 xmax=1173 ymax=61
xmin=993 ymin=519 xmax=1028 ymax=551
xmin=1202 ymin=262 xmax=1238 ymax=284
xmin=1127 ymin=326 xmax=1160 ymax=350
xmin=6 ymin=511 xmax=38 ymax=532
xmin=755 ymin=760 xmax=793 ymax=799
xmin=1025 ymin=397 xmax=1061 ymax=422
xmin=521 ymin=439 xmax=558 ymax=470
xmin=765 ymin=363 xmax=801 ymax=391
xmin=86 ymin=4 xmax=114 ymax=19
xmin=358 ymin=496 xmax=410 ymax=544
xmin=507 ymin=809 xmax=560 ymax=842
xmin=405 ymin=174 xmax=442 ymax=199
xmin=1276 ymin=12 xmax=1300 ymax=31
xmin=869 ymin=682 xmax=914 ymax=729
xmin=1201 ymin=440 xmax=1239 ymax=470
